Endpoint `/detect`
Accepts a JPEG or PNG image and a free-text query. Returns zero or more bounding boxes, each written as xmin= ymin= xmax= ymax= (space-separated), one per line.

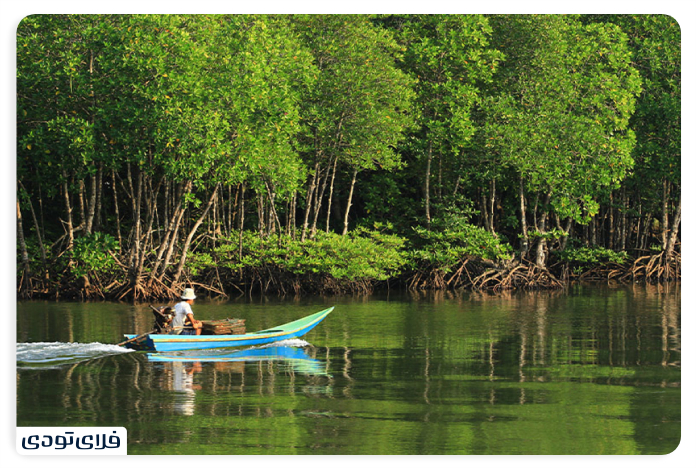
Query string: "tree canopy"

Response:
xmin=16 ymin=14 xmax=681 ymax=299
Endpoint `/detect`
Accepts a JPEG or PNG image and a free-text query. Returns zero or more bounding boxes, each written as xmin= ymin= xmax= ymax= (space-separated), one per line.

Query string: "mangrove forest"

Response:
xmin=16 ymin=14 xmax=681 ymax=300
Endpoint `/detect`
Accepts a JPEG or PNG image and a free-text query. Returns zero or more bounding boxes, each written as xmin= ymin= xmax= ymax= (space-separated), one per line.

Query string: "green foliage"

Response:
xmin=293 ymin=15 xmax=415 ymax=175
xmin=409 ymin=218 xmax=513 ymax=273
xmin=527 ymin=228 xmax=569 ymax=241
xmin=398 ymin=15 xmax=503 ymax=153
xmin=70 ymin=232 xmax=119 ymax=278
xmin=587 ymin=15 xmax=681 ymax=217
xmin=191 ymin=228 xmax=409 ymax=283
xmin=388 ymin=15 xmax=504 ymax=225
xmin=15 ymin=14 xmax=679 ymax=297
xmin=186 ymin=252 xmax=214 ymax=277
xmin=485 ymin=15 xmax=642 ymax=223
xmin=556 ymin=247 xmax=628 ymax=271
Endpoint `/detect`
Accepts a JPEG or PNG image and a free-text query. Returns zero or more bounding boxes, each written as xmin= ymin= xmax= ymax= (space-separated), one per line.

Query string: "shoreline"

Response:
xmin=17 ymin=250 xmax=680 ymax=302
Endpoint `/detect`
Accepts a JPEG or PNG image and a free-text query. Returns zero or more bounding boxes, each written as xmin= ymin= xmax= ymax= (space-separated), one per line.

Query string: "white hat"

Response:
xmin=181 ymin=288 xmax=196 ymax=300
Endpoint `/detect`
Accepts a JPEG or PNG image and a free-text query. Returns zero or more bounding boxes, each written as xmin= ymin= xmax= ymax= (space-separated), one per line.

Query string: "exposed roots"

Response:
xmin=407 ymin=258 xmax=564 ymax=292
xmin=405 ymin=251 xmax=680 ymax=292
xmin=17 ymin=251 xmax=681 ymax=301
xmin=623 ymin=251 xmax=681 ymax=282
xmin=570 ymin=252 xmax=681 ymax=284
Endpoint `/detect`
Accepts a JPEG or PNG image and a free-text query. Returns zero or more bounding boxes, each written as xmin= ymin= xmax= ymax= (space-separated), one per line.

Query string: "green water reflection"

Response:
xmin=16 ymin=284 xmax=680 ymax=454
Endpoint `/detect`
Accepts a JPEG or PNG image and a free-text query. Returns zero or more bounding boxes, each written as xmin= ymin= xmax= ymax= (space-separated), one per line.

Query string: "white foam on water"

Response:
xmin=16 ymin=342 xmax=133 ymax=368
xmin=257 ymin=339 xmax=311 ymax=349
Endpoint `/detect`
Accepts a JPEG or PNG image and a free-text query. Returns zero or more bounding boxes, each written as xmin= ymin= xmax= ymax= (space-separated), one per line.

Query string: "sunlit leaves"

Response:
xmin=589 ymin=14 xmax=681 ymax=213
xmin=294 ymin=15 xmax=415 ymax=173
xmin=484 ymin=15 xmax=642 ymax=222
xmin=399 ymin=15 xmax=503 ymax=155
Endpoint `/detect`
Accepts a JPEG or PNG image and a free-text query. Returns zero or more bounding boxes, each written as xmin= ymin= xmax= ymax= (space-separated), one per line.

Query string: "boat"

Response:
xmin=122 ymin=306 xmax=334 ymax=352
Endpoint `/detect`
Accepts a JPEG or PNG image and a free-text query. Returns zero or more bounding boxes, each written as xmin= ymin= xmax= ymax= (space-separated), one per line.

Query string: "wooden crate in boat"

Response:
xmin=201 ymin=318 xmax=246 ymax=335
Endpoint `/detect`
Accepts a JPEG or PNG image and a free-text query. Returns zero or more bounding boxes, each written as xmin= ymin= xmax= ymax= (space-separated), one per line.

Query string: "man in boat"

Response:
xmin=172 ymin=288 xmax=203 ymax=335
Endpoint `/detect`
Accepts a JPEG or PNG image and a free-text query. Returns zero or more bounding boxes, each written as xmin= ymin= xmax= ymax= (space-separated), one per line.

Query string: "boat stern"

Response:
xmin=122 ymin=334 xmax=155 ymax=351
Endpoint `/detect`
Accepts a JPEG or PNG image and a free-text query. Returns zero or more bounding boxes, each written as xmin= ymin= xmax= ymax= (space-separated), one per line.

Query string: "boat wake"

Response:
xmin=16 ymin=342 xmax=133 ymax=369
xmin=256 ymin=339 xmax=311 ymax=349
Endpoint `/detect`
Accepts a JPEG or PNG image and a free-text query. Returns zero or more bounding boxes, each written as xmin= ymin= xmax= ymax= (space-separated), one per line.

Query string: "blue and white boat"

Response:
xmin=122 ymin=307 xmax=334 ymax=352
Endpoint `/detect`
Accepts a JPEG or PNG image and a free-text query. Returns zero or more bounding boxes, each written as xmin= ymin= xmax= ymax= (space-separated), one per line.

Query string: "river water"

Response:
xmin=16 ymin=284 xmax=680 ymax=455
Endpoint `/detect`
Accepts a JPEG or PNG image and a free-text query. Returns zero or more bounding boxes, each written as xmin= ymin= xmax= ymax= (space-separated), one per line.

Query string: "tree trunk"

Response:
xmin=481 ymin=180 xmax=497 ymax=235
xmin=620 ymin=187 xmax=627 ymax=251
xmin=227 ymin=185 xmax=239 ymax=236
xmin=172 ymin=185 xmax=219 ymax=288
xmin=159 ymin=208 xmax=185 ymax=283
xmin=489 ymin=178 xmax=496 ymax=236
xmin=311 ymin=162 xmax=332 ymax=238
xmin=264 ymin=179 xmax=282 ymax=237
xmin=325 ymin=157 xmax=338 ymax=233
xmin=284 ymin=198 xmax=290 ymax=235
xmin=86 ymin=172 xmax=97 ymax=234
xmin=559 ymin=217 xmax=572 ymax=251
xmin=130 ymin=170 xmax=143 ymax=268
xmin=18 ymin=182 xmax=47 ymax=267
xmin=36 ymin=176 xmax=46 ymax=246
xmin=162 ymin=178 xmax=170 ymax=245
xmin=94 ymin=164 xmax=103 ymax=232
xmin=664 ymin=190 xmax=681 ymax=258
xmin=153 ymin=181 xmax=191 ymax=280
xmin=61 ymin=169 xmax=74 ymax=252
xmin=342 ymin=168 xmax=359 ymax=236
xmin=308 ymin=169 xmax=320 ymax=237
xmin=535 ymin=194 xmax=551 ymax=268
xmin=437 ymin=152 xmax=443 ymax=203
xmin=661 ymin=178 xmax=669 ymax=249
xmin=128 ymin=169 xmax=143 ymax=293
xmin=256 ymin=189 xmax=265 ymax=237
xmin=519 ymin=176 xmax=529 ymax=259
xmin=481 ymin=189 xmax=490 ymax=233
xmin=157 ymin=207 xmax=184 ymax=282
xmin=634 ymin=201 xmax=642 ymax=251
xmin=590 ymin=214 xmax=597 ymax=247
xmin=212 ymin=183 xmax=218 ymax=237
xmin=78 ymin=178 xmax=87 ymax=230
xmin=111 ymin=169 xmax=122 ymax=248
xmin=301 ymin=161 xmax=320 ymax=242
xmin=238 ymin=182 xmax=246 ymax=261
xmin=608 ymin=191 xmax=615 ymax=250
xmin=640 ymin=212 xmax=651 ymax=251
xmin=137 ymin=175 xmax=161 ymax=281
xmin=17 ymin=197 xmax=31 ymax=279
xmin=290 ymin=190 xmax=297 ymax=240
xmin=424 ymin=141 xmax=433 ymax=229
xmin=452 ymin=175 xmax=461 ymax=198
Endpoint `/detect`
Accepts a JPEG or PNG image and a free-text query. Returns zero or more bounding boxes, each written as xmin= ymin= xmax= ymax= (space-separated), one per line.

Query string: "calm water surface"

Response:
xmin=16 ymin=284 xmax=680 ymax=455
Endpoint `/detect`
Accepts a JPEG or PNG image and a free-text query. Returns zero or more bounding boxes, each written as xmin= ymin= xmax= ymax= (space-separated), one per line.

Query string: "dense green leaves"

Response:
xmin=16 ymin=14 xmax=680 ymax=297
xmin=71 ymin=232 xmax=120 ymax=278
xmin=401 ymin=15 xmax=502 ymax=149
xmin=586 ymin=15 xmax=681 ymax=221
xmin=295 ymin=15 xmax=415 ymax=172
xmin=190 ymin=228 xmax=408 ymax=285
xmin=485 ymin=15 xmax=642 ymax=222
xmin=410 ymin=222 xmax=513 ymax=273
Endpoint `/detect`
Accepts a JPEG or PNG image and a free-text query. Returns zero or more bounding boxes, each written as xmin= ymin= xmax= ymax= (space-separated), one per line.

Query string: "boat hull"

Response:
xmin=123 ymin=306 xmax=333 ymax=352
